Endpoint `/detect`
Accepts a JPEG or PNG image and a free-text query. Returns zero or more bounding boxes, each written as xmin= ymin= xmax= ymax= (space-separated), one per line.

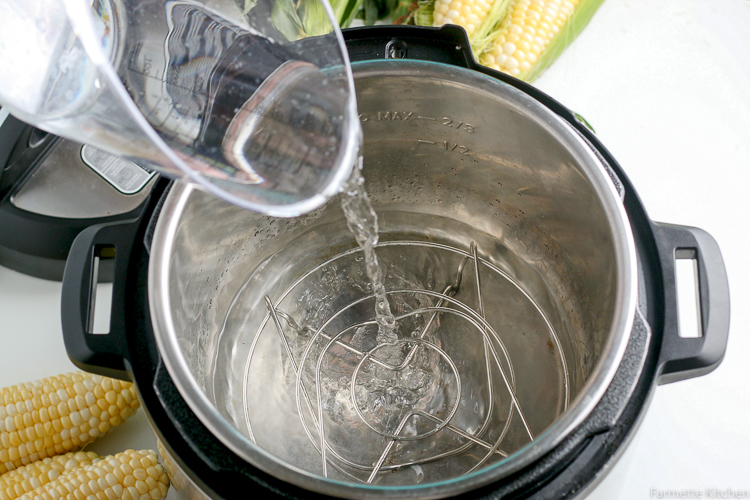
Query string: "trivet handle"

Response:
xmin=61 ymin=217 xmax=141 ymax=381
xmin=653 ymin=223 xmax=730 ymax=385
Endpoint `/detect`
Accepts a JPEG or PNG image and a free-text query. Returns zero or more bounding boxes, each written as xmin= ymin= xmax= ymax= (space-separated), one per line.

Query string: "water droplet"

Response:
xmin=411 ymin=464 xmax=424 ymax=482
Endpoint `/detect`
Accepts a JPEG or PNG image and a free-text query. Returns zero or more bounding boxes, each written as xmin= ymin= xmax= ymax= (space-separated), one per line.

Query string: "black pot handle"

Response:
xmin=653 ymin=222 xmax=730 ymax=384
xmin=61 ymin=218 xmax=141 ymax=381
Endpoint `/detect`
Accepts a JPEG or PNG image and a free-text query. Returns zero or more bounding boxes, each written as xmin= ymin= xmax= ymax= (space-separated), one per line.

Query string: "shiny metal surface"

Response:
xmin=149 ymin=60 xmax=637 ymax=498
xmin=11 ymin=140 xmax=155 ymax=218
xmin=246 ymin=239 xmax=551 ymax=484
xmin=157 ymin=440 xmax=207 ymax=500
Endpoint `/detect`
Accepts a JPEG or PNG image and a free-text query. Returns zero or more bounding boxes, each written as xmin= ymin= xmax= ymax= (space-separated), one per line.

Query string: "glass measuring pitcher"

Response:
xmin=0 ymin=0 xmax=360 ymax=216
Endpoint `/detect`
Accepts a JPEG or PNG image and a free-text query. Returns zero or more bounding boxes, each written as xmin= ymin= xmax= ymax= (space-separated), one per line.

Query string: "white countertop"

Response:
xmin=1 ymin=0 xmax=749 ymax=498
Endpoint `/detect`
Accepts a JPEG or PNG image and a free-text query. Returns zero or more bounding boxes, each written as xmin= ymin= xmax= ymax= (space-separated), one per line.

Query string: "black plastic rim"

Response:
xmin=112 ymin=26 xmax=671 ymax=500
xmin=0 ymin=125 xmax=150 ymax=281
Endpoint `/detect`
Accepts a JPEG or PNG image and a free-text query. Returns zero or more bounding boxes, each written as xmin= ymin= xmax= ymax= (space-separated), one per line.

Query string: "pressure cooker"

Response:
xmin=61 ymin=26 xmax=729 ymax=499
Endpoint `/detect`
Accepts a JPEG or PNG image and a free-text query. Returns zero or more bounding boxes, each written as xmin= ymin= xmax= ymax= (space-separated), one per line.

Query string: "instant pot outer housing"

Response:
xmin=61 ymin=26 xmax=729 ymax=500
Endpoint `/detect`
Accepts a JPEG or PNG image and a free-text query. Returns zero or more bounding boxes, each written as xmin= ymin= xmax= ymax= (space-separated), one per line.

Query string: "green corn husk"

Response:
xmin=240 ymin=0 xmax=259 ymax=14
xmin=391 ymin=0 xmax=418 ymax=23
xmin=411 ymin=0 xmax=512 ymax=54
xmin=337 ymin=0 xmax=367 ymax=27
xmin=301 ymin=0 xmax=335 ymax=36
xmin=411 ymin=0 xmax=431 ymax=25
xmin=467 ymin=0 xmax=512 ymax=54
xmin=411 ymin=0 xmax=434 ymax=25
xmin=357 ymin=0 xmax=406 ymax=25
xmin=270 ymin=0 xmax=307 ymax=39
xmin=519 ymin=0 xmax=605 ymax=82
xmin=270 ymin=0 xmax=365 ymax=40
xmin=363 ymin=0 xmax=379 ymax=24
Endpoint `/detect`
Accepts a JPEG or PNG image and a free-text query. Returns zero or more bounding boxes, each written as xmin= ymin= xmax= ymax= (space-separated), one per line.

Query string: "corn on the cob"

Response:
xmin=433 ymin=0 xmax=493 ymax=36
xmin=480 ymin=0 xmax=605 ymax=80
xmin=0 ymin=373 xmax=140 ymax=474
xmin=408 ymin=0 xmax=604 ymax=81
xmin=478 ymin=0 xmax=582 ymax=79
xmin=0 ymin=451 xmax=99 ymax=500
xmin=11 ymin=449 xmax=169 ymax=500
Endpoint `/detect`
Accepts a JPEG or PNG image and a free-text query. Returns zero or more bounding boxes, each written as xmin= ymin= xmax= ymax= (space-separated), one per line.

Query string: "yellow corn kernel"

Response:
xmin=433 ymin=0 xmax=494 ymax=36
xmin=0 ymin=451 xmax=99 ymax=500
xmin=13 ymin=450 xmax=169 ymax=500
xmin=0 ymin=373 xmax=140 ymax=474
xmin=480 ymin=0 xmax=580 ymax=77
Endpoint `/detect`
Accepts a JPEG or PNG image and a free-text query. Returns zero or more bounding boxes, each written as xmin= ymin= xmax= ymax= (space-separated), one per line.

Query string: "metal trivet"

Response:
xmin=243 ymin=241 xmax=569 ymax=484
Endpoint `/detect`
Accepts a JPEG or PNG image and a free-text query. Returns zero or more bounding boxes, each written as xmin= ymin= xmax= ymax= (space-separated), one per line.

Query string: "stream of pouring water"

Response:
xmin=340 ymin=160 xmax=399 ymax=355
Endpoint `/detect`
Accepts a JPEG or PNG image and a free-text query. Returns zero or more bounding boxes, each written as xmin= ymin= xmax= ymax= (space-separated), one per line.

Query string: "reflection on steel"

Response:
xmin=248 ymin=241 xmax=568 ymax=483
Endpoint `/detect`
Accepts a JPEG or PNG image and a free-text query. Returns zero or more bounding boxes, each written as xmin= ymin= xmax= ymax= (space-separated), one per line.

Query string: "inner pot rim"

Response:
xmin=147 ymin=60 xmax=638 ymax=499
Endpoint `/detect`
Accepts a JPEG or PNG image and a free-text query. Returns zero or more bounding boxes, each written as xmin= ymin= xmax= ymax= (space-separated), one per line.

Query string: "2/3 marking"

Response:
xmin=441 ymin=117 xmax=474 ymax=133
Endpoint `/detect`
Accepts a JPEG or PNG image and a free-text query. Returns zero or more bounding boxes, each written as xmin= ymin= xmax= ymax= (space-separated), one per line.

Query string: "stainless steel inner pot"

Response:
xmin=149 ymin=60 xmax=637 ymax=499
